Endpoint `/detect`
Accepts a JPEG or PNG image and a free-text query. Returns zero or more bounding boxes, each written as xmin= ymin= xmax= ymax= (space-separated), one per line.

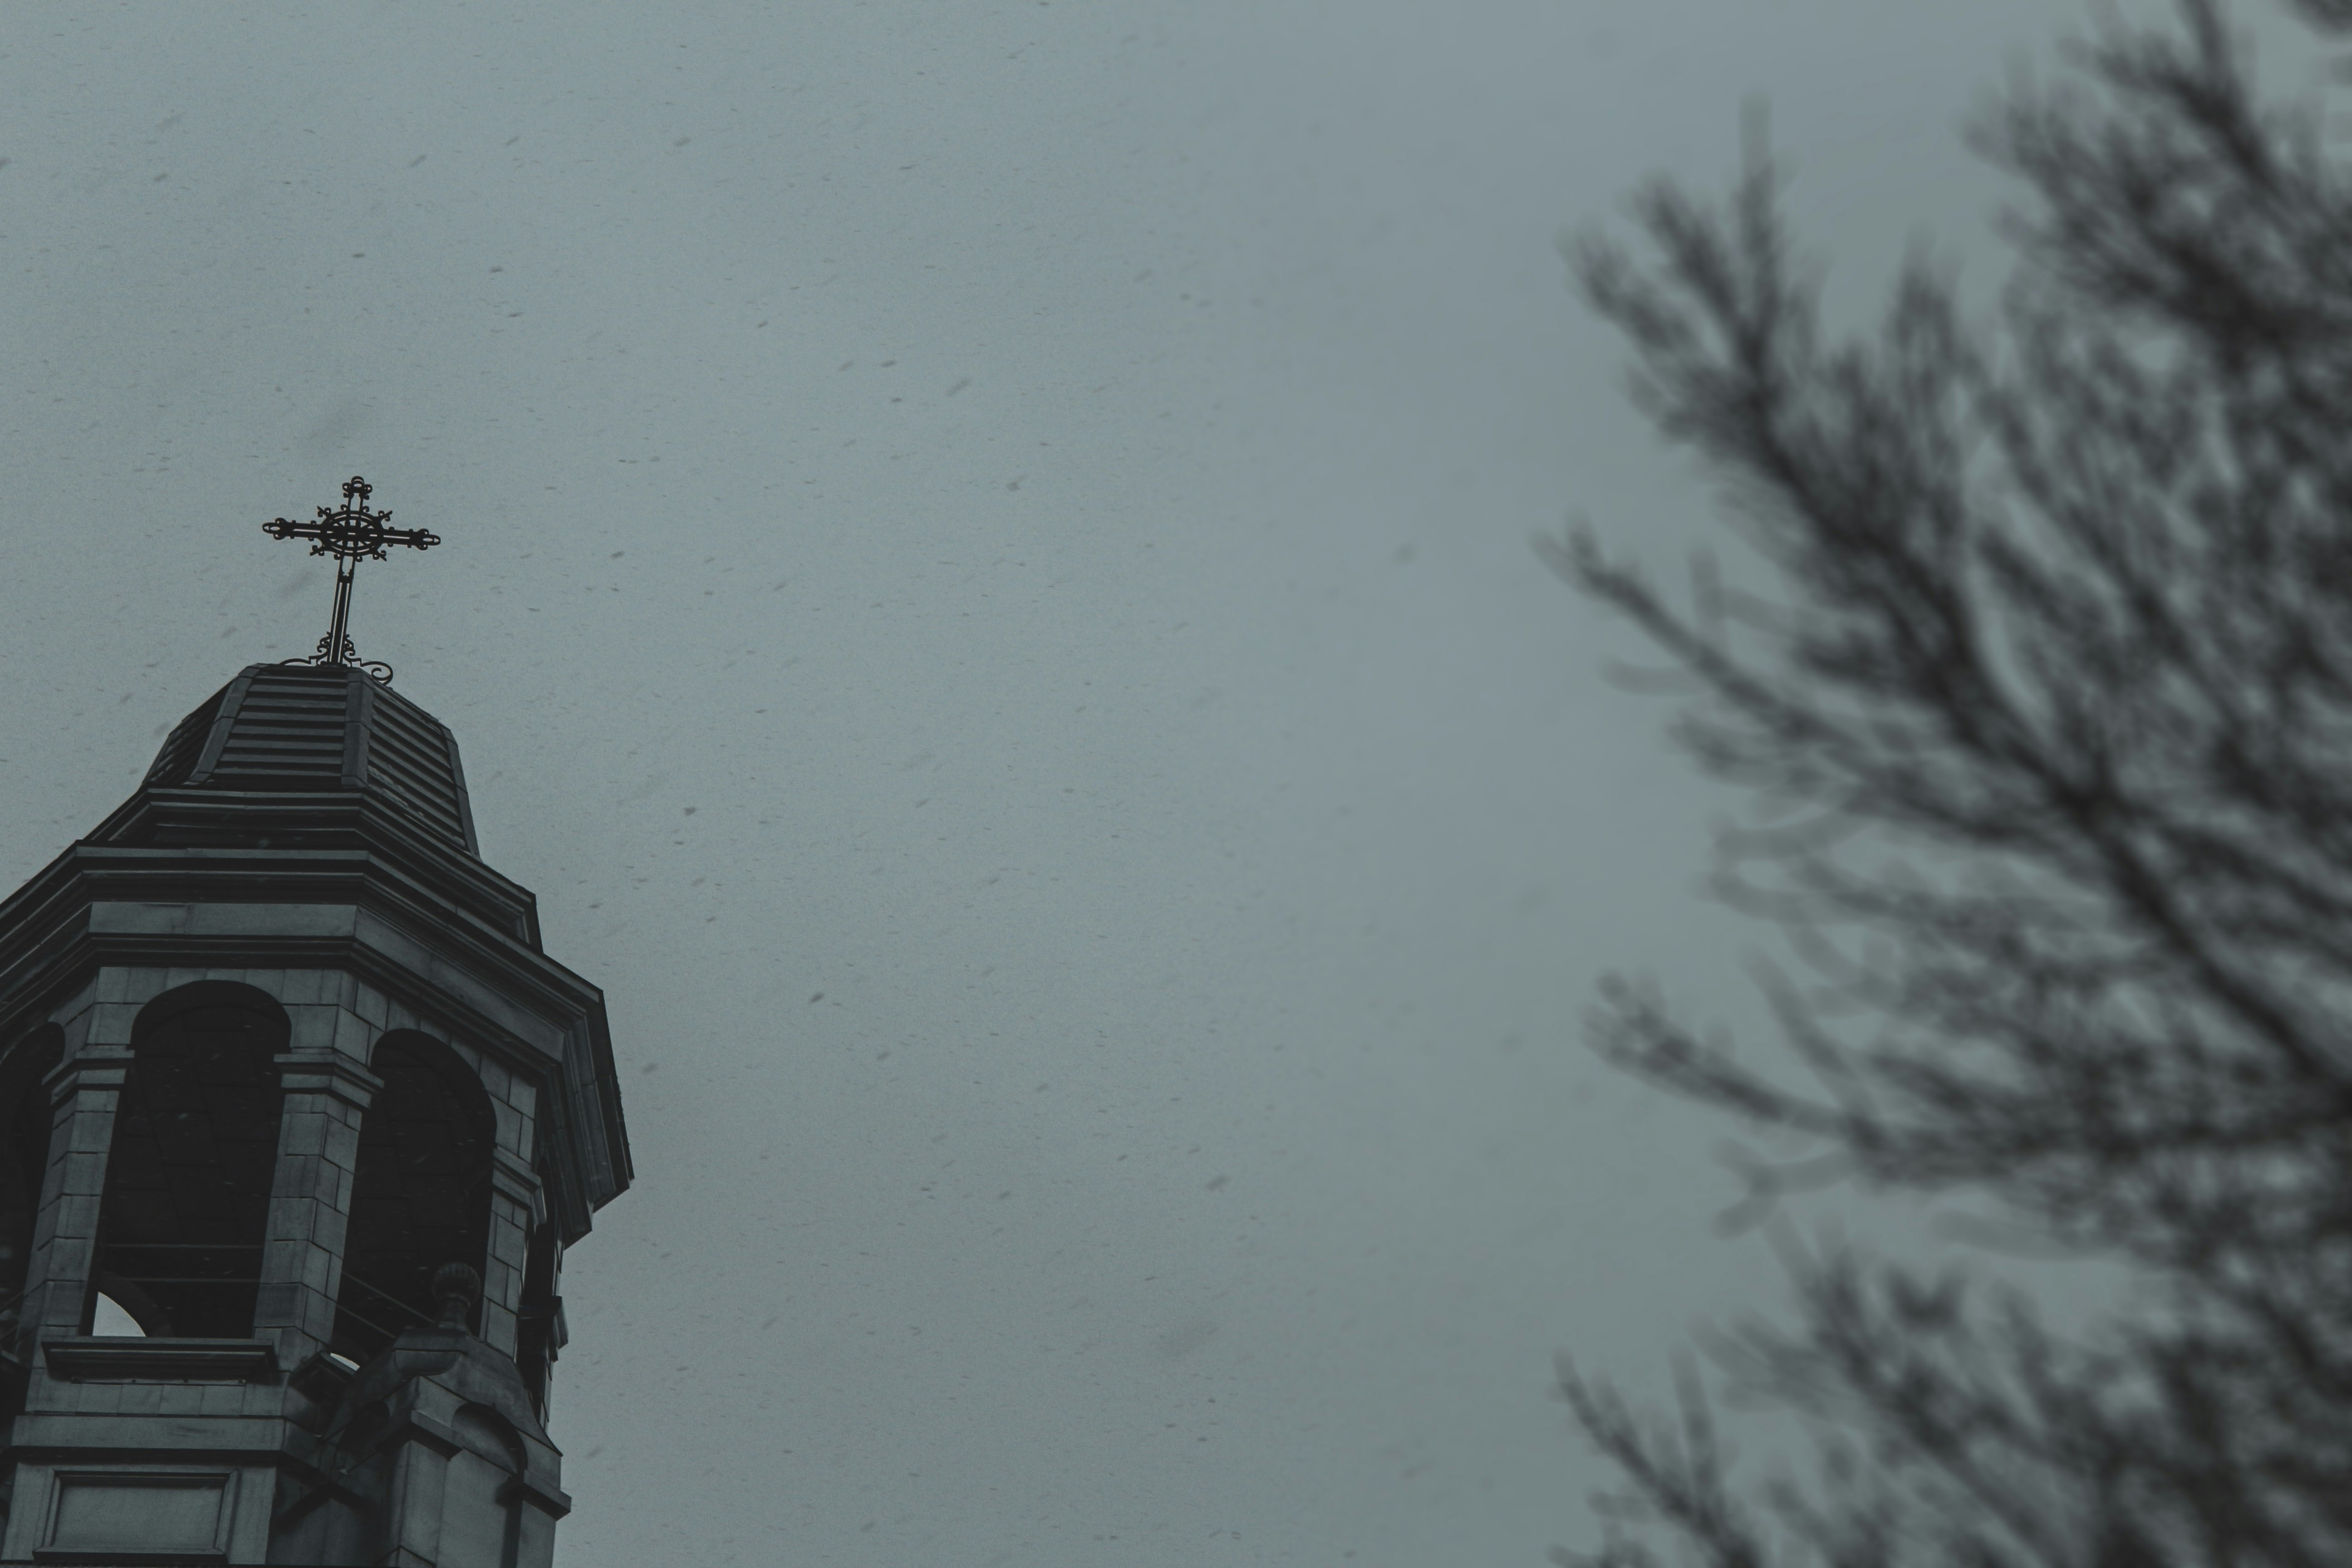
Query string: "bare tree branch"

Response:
xmin=1549 ymin=3 xmax=2352 ymax=1563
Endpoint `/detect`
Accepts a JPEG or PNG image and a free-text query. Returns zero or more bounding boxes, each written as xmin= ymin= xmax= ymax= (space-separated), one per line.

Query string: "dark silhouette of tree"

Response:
xmin=1544 ymin=2 xmax=2352 ymax=1563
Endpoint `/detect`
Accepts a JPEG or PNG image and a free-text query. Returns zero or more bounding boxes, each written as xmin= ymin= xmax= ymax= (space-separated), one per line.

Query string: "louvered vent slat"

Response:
xmin=144 ymin=683 xmax=227 ymax=786
xmin=375 ymin=750 xmax=459 ymax=798
xmin=367 ymin=694 xmax=468 ymax=842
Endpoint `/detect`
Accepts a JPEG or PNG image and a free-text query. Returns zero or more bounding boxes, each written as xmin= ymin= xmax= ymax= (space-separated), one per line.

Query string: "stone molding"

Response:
xmin=39 ymin=1050 xmax=129 ymax=1109
xmin=272 ymin=1050 xmax=383 ymax=1112
xmin=487 ymin=1145 xmax=545 ymax=1229
xmin=40 ymin=1338 xmax=279 ymax=1383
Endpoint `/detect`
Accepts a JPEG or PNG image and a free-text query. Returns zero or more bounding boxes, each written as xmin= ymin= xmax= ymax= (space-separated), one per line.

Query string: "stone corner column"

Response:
xmin=480 ymin=1146 xmax=544 ymax=1360
xmin=253 ymin=1050 xmax=382 ymax=1367
xmin=19 ymin=1046 xmax=137 ymax=1348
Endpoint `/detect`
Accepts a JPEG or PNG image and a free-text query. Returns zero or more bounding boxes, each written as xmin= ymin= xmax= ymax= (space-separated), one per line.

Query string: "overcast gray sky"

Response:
xmin=0 ymin=3 xmax=2308 ymax=1564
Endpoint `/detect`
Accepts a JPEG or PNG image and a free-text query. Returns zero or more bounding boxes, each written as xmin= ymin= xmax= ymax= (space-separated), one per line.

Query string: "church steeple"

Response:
xmin=0 ymin=653 xmax=631 ymax=1565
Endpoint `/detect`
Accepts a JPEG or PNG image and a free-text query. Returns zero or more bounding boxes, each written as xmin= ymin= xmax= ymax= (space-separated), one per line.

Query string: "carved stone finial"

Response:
xmin=432 ymin=1262 xmax=484 ymax=1332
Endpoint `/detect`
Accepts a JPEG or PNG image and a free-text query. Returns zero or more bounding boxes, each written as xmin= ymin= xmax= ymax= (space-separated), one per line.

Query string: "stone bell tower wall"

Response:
xmin=0 ymin=664 xmax=628 ymax=1567
xmin=0 ymin=965 xmax=561 ymax=1566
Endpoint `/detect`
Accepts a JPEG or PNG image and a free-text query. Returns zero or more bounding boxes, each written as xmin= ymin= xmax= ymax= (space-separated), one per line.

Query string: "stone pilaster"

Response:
xmin=254 ymin=1046 xmax=382 ymax=1367
xmin=480 ymin=1147 xmax=542 ymax=1360
xmin=20 ymin=1036 xmax=134 ymax=1345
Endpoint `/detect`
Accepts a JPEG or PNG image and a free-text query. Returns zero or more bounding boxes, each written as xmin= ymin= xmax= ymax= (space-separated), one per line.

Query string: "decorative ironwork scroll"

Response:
xmin=263 ymin=475 xmax=441 ymax=684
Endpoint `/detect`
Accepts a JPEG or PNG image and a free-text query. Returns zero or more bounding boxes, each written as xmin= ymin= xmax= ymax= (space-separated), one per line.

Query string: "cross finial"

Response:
xmin=263 ymin=475 xmax=441 ymax=684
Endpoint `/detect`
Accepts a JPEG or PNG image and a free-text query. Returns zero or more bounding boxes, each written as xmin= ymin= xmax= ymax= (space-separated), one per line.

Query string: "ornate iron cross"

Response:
xmin=263 ymin=475 xmax=441 ymax=684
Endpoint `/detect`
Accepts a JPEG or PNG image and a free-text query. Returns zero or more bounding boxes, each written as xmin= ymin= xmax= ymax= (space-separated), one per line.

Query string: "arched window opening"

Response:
xmin=90 ymin=1293 xmax=147 ymax=1336
xmin=0 ymin=1025 xmax=63 ymax=1363
xmin=94 ymin=985 xmax=289 ymax=1338
xmin=334 ymin=1032 xmax=495 ymax=1365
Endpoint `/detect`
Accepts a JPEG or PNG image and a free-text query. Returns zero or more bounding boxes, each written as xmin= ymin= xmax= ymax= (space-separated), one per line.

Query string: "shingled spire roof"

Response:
xmin=142 ymin=662 xmax=479 ymax=856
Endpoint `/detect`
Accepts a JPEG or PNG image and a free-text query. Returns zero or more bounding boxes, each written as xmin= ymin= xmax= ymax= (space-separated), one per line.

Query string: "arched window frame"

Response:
xmin=333 ymin=1029 xmax=498 ymax=1365
xmin=92 ymin=982 xmax=291 ymax=1340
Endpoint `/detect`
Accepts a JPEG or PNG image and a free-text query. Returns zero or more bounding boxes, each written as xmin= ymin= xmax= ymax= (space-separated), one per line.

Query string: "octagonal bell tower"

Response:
xmin=0 ymin=661 xmax=631 ymax=1566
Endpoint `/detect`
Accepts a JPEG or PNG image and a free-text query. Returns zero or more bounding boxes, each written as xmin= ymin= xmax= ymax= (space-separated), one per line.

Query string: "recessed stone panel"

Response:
xmin=47 ymin=1469 xmax=231 ymax=1557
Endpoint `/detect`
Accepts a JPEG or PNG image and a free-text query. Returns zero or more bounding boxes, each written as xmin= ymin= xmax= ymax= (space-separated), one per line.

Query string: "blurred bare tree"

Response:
xmin=1546 ymin=1 xmax=2352 ymax=1562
